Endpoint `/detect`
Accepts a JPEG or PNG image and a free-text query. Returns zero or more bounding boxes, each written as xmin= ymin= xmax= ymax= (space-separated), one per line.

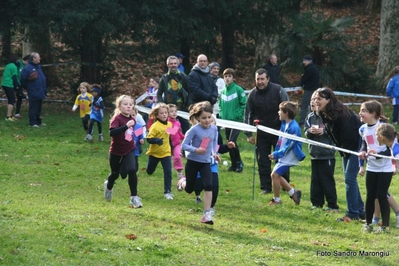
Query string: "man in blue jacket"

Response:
xmin=20 ymin=52 xmax=47 ymax=127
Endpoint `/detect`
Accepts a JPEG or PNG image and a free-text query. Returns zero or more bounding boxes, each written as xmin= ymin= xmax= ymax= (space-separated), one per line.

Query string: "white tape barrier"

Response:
xmin=136 ymin=88 xmax=388 ymax=105
xmin=136 ymin=105 xmax=396 ymax=161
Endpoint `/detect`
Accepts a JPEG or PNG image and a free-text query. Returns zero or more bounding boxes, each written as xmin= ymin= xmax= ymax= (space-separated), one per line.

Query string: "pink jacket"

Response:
xmin=168 ymin=118 xmax=185 ymax=147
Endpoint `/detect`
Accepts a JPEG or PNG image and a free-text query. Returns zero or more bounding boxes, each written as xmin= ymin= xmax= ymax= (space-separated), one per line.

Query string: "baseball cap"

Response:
xmin=175 ymin=53 xmax=185 ymax=59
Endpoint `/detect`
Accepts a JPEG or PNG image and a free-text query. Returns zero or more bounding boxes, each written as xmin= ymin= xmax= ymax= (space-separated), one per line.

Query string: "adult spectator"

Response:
xmin=188 ymin=54 xmax=218 ymax=106
xmin=209 ymin=62 xmax=226 ymax=117
xmin=299 ymin=54 xmax=320 ymax=127
xmin=157 ymin=55 xmax=190 ymax=133
xmin=20 ymin=52 xmax=47 ymax=127
xmin=262 ymin=54 xmax=280 ymax=84
xmin=244 ymin=68 xmax=290 ymax=194
xmin=1 ymin=54 xmax=23 ymax=121
xmin=175 ymin=53 xmax=185 ymax=73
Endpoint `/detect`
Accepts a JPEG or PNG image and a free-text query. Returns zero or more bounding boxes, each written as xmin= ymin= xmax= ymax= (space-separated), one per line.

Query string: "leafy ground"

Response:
xmin=0 ymin=102 xmax=398 ymax=265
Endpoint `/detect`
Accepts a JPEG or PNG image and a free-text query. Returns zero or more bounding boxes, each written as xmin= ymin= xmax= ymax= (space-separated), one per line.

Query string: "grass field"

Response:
xmin=0 ymin=101 xmax=398 ymax=265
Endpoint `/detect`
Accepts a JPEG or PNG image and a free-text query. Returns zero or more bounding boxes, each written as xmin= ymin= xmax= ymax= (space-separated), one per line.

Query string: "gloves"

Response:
xmin=209 ymin=97 xmax=217 ymax=105
xmin=147 ymin=138 xmax=163 ymax=146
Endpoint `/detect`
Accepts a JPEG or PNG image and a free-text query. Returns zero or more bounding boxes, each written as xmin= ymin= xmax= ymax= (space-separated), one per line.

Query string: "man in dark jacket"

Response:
xmin=244 ymin=68 xmax=290 ymax=194
xmin=262 ymin=54 xmax=280 ymax=84
xmin=20 ymin=52 xmax=47 ymax=127
xmin=299 ymin=54 xmax=320 ymax=126
xmin=188 ymin=54 xmax=218 ymax=106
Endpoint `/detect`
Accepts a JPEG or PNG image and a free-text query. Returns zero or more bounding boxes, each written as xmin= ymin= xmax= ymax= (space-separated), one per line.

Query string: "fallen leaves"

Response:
xmin=13 ymin=134 xmax=25 ymax=140
xmin=311 ymin=240 xmax=330 ymax=246
xmin=125 ymin=234 xmax=137 ymax=240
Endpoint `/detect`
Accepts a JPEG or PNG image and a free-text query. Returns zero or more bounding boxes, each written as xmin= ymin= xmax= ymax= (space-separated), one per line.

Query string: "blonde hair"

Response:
xmin=110 ymin=95 xmax=134 ymax=121
xmin=149 ymin=103 xmax=169 ymax=122
xmin=78 ymin=82 xmax=91 ymax=93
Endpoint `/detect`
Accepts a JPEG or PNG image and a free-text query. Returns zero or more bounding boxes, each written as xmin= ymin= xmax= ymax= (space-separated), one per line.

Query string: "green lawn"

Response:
xmin=0 ymin=102 xmax=397 ymax=265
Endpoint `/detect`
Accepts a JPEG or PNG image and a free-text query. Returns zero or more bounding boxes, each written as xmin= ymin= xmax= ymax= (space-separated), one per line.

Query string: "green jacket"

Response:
xmin=1 ymin=62 xmax=20 ymax=88
xmin=219 ymin=82 xmax=247 ymax=122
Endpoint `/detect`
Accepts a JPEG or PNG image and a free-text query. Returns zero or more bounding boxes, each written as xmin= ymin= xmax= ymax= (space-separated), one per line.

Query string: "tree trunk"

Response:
xmin=24 ymin=27 xmax=59 ymax=89
xmin=80 ymin=26 xmax=103 ymax=85
xmin=221 ymin=18 xmax=235 ymax=69
xmin=1 ymin=25 xmax=11 ymax=64
xmin=376 ymin=0 xmax=399 ymax=88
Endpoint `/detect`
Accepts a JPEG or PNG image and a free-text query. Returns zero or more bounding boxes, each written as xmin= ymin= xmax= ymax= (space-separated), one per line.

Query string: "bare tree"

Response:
xmin=375 ymin=0 xmax=399 ymax=87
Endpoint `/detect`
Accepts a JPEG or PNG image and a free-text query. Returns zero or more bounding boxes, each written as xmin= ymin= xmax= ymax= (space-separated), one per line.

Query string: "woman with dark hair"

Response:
xmin=313 ymin=87 xmax=365 ymax=222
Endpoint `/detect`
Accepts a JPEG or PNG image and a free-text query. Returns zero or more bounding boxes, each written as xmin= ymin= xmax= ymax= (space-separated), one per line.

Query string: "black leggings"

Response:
xmin=365 ymin=171 xmax=392 ymax=226
xmin=185 ymin=160 xmax=212 ymax=193
xmin=88 ymin=119 xmax=102 ymax=135
xmin=195 ymin=172 xmax=219 ymax=207
xmin=106 ymin=151 xmax=138 ymax=196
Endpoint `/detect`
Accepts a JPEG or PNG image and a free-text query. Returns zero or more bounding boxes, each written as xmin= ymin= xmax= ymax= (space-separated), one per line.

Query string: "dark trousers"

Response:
xmin=393 ymin=105 xmax=399 ymax=123
xmin=81 ymin=114 xmax=90 ymax=131
xmin=225 ymin=128 xmax=242 ymax=167
xmin=29 ymin=98 xmax=43 ymax=126
xmin=310 ymin=158 xmax=338 ymax=209
xmin=15 ymin=94 xmax=23 ymax=115
xmin=88 ymin=119 xmax=102 ymax=135
xmin=256 ymin=131 xmax=290 ymax=192
xmin=146 ymin=155 xmax=172 ymax=194
xmin=107 ymin=151 xmax=138 ymax=196
xmin=365 ymin=171 xmax=392 ymax=226
xmin=195 ymin=172 xmax=219 ymax=207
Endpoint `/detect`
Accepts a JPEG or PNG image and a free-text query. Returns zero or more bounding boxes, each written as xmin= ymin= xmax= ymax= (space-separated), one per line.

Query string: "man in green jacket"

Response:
xmin=219 ymin=68 xmax=247 ymax=172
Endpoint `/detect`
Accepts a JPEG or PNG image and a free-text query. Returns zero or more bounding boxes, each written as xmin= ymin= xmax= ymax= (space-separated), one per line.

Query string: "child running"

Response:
xmin=268 ymin=101 xmax=305 ymax=206
xmin=146 ymin=103 xmax=174 ymax=200
xmin=358 ymin=101 xmax=393 ymax=233
xmin=72 ymin=82 xmax=92 ymax=134
xmin=85 ymin=84 xmax=105 ymax=142
xmin=120 ymin=107 xmax=145 ymax=179
xmin=104 ymin=95 xmax=142 ymax=208
xmin=178 ymin=101 xmax=219 ymax=225
xmin=168 ymin=104 xmax=185 ymax=180
xmin=192 ymin=115 xmax=235 ymax=215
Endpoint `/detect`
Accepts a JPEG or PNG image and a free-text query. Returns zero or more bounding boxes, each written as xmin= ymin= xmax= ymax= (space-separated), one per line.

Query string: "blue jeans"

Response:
xmin=342 ymin=154 xmax=364 ymax=219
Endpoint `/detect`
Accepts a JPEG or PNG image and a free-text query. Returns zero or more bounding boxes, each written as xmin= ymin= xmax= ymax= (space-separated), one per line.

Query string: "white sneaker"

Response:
xmin=104 ymin=180 xmax=113 ymax=201
xmin=130 ymin=196 xmax=143 ymax=208
xmin=84 ymin=134 xmax=93 ymax=141
xmin=164 ymin=193 xmax=174 ymax=200
xmin=201 ymin=211 xmax=213 ymax=225
xmin=209 ymin=208 xmax=216 ymax=217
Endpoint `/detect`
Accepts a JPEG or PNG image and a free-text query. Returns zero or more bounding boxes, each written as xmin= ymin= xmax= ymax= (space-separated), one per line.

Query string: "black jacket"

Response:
xmin=262 ymin=62 xmax=280 ymax=84
xmin=300 ymin=63 xmax=320 ymax=91
xmin=244 ymin=82 xmax=288 ymax=137
xmin=188 ymin=66 xmax=218 ymax=105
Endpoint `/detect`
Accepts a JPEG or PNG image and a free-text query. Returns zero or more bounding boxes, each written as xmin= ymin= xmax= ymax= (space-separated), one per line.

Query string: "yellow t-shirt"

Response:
xmin=146 ymin=120 xmax=172 ymax=158
xmin=74 ymin=93 xmax=93 ymax=117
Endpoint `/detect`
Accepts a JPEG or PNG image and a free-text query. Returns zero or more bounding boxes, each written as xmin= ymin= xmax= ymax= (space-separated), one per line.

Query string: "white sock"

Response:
xmin=273 ymin=197 xmax=281 ymax=202
xmin=288 ymin=188 xmax=295 ymax=196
